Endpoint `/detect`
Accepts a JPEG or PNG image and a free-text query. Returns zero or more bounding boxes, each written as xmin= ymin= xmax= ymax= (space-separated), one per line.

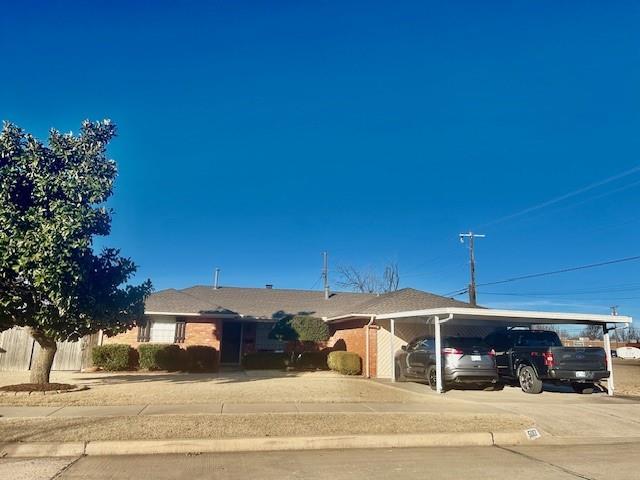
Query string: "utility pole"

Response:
xmin=322 ymin=252 xmax=330 ymax=300
xmin=459 ymin=232 xmax=485 ymax=306
xmin=213 ymin=268 xmax=220 ymax=289
xmin=610 ymin=305 xmax=620 ymax=346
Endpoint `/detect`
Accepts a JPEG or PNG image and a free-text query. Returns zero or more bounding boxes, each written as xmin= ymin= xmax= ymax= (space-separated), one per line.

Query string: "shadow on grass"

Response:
xmin=3 ymin=415 xmax=111 ymax=443
xmin=77 ymin=369 xmax=316 ymax=386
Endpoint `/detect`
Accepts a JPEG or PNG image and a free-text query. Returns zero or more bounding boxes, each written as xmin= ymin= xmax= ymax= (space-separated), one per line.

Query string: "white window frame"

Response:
xmin=149 ymin=318 xmax=177 ymax=343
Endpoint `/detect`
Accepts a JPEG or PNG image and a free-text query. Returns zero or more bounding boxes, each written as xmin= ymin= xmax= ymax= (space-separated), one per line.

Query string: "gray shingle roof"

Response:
xmin=145 ymin=285 xmax=472 ymax=320
xmin=146 ymin=286 xmax=377 ymax=319
xmin=336 ymin=287 xmax=473 ymax=316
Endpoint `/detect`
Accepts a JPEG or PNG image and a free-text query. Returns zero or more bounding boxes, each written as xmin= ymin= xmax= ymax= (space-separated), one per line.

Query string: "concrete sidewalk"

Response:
xmin=0 ymin=400 xmax=502 ymax=418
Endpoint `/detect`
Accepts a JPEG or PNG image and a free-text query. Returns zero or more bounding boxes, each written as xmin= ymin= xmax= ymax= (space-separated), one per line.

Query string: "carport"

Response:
xmin=375 ymin=307 xmax=632 ymax=395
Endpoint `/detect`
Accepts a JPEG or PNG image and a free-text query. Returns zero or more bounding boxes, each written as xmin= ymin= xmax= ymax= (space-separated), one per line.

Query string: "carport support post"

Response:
xmin=390 ymin=319 xmax=396 ymax=382
xmin=434 ymin=315 xmax=443 ymax=394
xmin=603 ymin=324 xmax=614 ymax=396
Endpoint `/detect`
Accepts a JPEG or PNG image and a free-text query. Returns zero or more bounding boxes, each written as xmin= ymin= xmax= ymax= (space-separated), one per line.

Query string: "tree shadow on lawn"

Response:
xmin=77 ymin=370 xmax=316 ymax=386
xmin=3 ymin=415 xmax=111 ymax=443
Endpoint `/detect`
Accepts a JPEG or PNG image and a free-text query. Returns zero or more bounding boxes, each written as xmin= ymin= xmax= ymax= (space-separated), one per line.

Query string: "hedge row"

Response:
xmin=242 ymin=350 xmax=360 ymax=374
xmin=93 ymin=344 xmax=362 ymax=375
xmin=242 ymin=352 xmax=289 ymax=370
xmin=92 ymin=344 xmax=137 ymax=371
xmin=92 ymin=344 xmax=218 ymax=372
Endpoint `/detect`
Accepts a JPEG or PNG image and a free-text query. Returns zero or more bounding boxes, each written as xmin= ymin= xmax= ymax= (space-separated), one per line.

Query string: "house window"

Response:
xmin=149 ymin=319 xmax=177 ymax=343
xmin=137 ymin=317 xmax=186 ymax=343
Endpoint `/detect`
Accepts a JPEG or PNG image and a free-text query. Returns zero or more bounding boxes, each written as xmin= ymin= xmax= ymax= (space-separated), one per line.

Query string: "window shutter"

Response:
xmin=137 ymin=320 xmax=151 ymax=342
xmin=175 ymin=321 xmax=186 ymax=343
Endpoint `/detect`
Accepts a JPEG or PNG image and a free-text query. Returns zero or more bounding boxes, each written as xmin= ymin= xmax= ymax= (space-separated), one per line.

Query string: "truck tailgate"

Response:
xmin=550 ymin=347 xmax=606 ymax=370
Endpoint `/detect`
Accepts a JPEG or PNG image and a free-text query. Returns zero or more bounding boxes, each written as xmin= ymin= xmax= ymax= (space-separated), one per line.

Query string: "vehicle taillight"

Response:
xmin=442 ymin=347 xmax=463 ymax=355
xmin=543 ymin=352 xmax=554 ymax=367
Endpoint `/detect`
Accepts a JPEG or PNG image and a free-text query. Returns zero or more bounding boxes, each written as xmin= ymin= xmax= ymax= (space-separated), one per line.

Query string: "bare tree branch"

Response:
xmin=336 ymin=263 xmax=400 ymax=294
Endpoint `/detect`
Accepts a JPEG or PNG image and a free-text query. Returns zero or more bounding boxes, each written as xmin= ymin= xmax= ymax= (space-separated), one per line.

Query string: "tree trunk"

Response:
xmin=29 ymin=330 xmax=57 ymax=384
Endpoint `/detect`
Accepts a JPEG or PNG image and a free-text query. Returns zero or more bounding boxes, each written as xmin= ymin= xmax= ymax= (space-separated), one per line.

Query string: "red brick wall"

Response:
xmin=103 ymin=327 xmax=142 ymax=348
xmin=328 ymin=319 xmax=377 ymax=377
xmin=184 ymin=320 xmax=222 ymax=349
xmin=103 ymin=319 xmax=222 ymax=351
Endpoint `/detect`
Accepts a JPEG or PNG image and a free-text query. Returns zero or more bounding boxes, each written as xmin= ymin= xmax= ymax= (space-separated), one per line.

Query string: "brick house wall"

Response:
xmin=183 ymin=320 xmax=222 ymax=349
xmin=328 ymin=319 xmax=377 ymax=377
xmin=102 ymin=318 xmax=222 ymax=363
xmin=103 ymin=326 xmax=143 ymax=348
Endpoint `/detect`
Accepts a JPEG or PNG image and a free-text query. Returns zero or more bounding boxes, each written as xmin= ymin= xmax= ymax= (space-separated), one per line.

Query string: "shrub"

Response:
xmin=242 ymin=352 xmax=289 ymax=370
xmin=295 ymin=351 xmax=329 ymax=370
xmin=185 ymin=345 xmax=218 ymax=372
xmin=269 ymin=315 xmax=329 ymax=342
xmin=92 ymin=344 xmax=137 ymax=371
xmin=327 ymin=351 xmax=361 ymax=375
xmin=138 ymin=344 xmax=184 ymax=371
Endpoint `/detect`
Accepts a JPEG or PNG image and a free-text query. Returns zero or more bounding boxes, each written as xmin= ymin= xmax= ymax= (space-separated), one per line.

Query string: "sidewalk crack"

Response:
xmin=47 ymin=406 xmax=66 ymax=417
xmin=495 ymin=445 xmax=596 ymax=480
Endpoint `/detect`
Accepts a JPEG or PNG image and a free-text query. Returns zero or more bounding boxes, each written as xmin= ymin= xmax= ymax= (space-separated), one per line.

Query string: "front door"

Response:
xmin=221 ymin=322 xmax=242 ymax=364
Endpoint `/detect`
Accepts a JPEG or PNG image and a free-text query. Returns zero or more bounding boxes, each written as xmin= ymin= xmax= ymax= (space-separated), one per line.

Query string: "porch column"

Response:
xmin=434 ymin=315 xmax=443 ymax=393
xmin=390 ymin=319 xmax=396 ymax=382
xmin=603 ymin=324 xmax=615 ymax=396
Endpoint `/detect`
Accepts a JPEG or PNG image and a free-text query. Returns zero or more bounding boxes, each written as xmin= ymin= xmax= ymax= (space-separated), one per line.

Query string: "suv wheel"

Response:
xmin=427 ymin=365 xmax=442 ymax=391
xmin=519 ymin=366 xmax=543 ymax=394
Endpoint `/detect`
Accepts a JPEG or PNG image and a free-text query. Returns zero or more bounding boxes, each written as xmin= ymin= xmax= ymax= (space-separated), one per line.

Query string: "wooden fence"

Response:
xmin=0 ymin=327 xmax=95 ymax=372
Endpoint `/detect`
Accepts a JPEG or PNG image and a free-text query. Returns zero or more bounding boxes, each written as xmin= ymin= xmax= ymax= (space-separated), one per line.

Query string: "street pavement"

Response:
xmin=3 ymin=443 xmax=638 ymax=479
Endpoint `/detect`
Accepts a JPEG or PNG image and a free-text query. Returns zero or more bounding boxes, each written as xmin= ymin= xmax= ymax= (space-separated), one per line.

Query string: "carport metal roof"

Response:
xmin=370 ymin=307 xmax=633 ymax=325
xmin=329 ymin=307 xmax=632 ymax=397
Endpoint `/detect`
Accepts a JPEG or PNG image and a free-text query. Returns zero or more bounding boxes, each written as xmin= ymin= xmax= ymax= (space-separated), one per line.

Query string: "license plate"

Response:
xmin=575 ymin=371 xmax=586 ymax=378
xmin=471 ymin=355 xmax=482 ymax=361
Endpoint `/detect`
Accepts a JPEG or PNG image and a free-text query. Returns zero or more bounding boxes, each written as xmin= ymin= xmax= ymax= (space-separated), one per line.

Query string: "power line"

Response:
xmin=442 ymin=287 xmax=469 ymax=297
xmin=478 ymin=255 xmax=640 ymax=287
xmin=477 ymin=164 xmax=640 ymax=230
xmin=477 ymin=282 xmax=640 ymax=297
xmin=478 ymin=292 xmax=640 ymax=302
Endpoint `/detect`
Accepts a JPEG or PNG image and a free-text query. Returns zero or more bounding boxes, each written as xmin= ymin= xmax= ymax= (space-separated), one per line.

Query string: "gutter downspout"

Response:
xmin=365 ymin=315 xmax=375 ymax=378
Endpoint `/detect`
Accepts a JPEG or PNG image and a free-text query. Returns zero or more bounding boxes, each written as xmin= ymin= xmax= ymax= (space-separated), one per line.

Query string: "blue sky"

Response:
xmin=2 ymin=1 xmax=639 ymax=321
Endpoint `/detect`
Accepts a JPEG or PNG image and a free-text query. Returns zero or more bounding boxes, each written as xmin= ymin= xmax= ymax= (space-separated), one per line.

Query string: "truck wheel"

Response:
xmin=572 ymin=383 xmax=594 ymax=394
xmin=519 ymin=366 xmax=543 ymax=394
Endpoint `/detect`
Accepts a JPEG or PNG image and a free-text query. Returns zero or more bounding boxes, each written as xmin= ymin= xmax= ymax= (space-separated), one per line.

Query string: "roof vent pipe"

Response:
xmin=214 ymin=268 xmax=220 ymax=289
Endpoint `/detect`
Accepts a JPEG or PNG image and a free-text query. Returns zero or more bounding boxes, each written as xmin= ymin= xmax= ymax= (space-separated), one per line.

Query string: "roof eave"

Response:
xmin=372 ymin=307 xmax=632 ymax=325
xmin=145 ymin=311 xmax=240 ymax=318
xmin=325 ymin=313 xmax=375 ymax=323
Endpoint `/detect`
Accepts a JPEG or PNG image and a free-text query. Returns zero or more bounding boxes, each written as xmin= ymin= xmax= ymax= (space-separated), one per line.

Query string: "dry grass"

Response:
xmin=0 ymin=412 xmax=532 ymax=442
xmin=612 ymin=359 xmax=640 ymax=397
xmin=0 ymin=370 xmax=427 ymax=406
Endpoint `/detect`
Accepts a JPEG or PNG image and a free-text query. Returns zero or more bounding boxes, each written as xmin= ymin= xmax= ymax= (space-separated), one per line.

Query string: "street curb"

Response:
xmin=0 ymin=441 xmax=85 ymax=457
xmin=86 ymin=432 xmax=494 ymax=456
xmin=1 ymin=432 xmax=493 ymax=457
xmin=3 ymin=432 xmax=639 ymax=457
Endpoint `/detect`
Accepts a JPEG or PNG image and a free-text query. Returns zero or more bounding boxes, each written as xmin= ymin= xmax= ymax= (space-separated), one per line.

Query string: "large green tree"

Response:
xmin=0 ymin=120 xmax=152 ymax=383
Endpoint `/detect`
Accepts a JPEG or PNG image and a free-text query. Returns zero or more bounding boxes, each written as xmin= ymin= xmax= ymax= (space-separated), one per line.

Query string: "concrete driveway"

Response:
xmin=381 ymin=379 xmax=640 ymax=438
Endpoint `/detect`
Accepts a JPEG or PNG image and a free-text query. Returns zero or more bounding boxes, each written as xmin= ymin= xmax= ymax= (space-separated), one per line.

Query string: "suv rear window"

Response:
xmin=444 ymin=337 xmax=488 ymax=349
